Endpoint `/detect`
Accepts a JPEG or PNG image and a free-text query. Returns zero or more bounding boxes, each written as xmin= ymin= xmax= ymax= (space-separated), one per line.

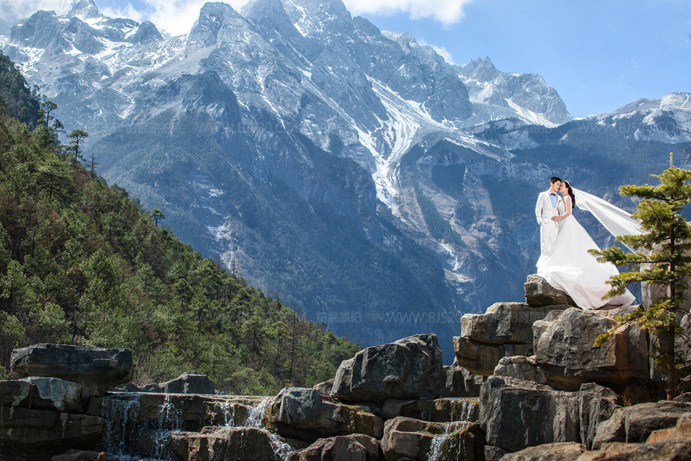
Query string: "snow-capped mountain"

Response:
xmin=1 ymin=0 xmax=689 ymax=353
xmin=591 ymin=93 xmax=691 ymax=144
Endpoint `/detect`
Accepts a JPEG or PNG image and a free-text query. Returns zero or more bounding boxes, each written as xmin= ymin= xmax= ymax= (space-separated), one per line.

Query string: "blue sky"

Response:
xmin=13 ymin=0 xmax=691 ymax=118
xmin=361 ymin=0 xmax=691 ymax=118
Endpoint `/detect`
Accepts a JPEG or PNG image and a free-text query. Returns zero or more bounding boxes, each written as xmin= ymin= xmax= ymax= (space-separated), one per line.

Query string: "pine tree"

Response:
xmin=67 ymin=129 xmax=88 ymax=162
xmin=151 ymin=208 xmax=165 ymax=227
xmin=593 ymin=153 xmax=691 ymax=399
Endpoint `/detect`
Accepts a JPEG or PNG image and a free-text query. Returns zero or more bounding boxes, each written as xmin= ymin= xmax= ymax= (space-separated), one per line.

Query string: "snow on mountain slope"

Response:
xmin=592 ymin=92 xmax=691 ymax=143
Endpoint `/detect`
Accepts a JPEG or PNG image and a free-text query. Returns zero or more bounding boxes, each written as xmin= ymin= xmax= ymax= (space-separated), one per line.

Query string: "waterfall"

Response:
xmin=211 ymin=397 xmax=294 ymax=460
xmin=428 ymin=398 xmax=480 ymax=461
xmin=450 ymin=398 xmax=480 ymax=423
xmin=96 ymin=393 xmax=187 ymax=460
xmin=96 ymin=393 xmax=295 ymax=461
xmin=97 ymin=393 xmax=143 ymax=458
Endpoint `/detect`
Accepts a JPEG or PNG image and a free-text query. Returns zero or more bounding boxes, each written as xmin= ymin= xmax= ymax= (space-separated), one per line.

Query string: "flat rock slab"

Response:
xmin=11 ymin=344 xmax=132 ymax=397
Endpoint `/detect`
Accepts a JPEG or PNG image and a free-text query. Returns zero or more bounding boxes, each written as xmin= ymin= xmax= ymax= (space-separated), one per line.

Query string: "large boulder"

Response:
xmin=0 ymin=379 xmax=33 ymax=407
xmin=0 ymin=406 xmax=105 ymax=460
xmin=441 ymin=363 xmax=485 ymax=397
xmin=455 ymin=302 xmax=566 ymax=375
xmin=500 ymin=442 xmax=586 ymax=461
xmin=479 ymin=376 xmax=621 ymax=455
xmin=577 ymin=383 xmax=622 ymax=450
xmin=171 ymin=426 xmax=285 ymax=461
xmin=11 ymin=344 xmax=132 ymax=398
xmin=272 ymin=387 xmax=384 ymax=442
xmin=524 ymin=274 xmax=576 ymax=307
xmin=331 ymin=334 xmax=443 ymax=402
xmin=20 ymin=377 xmax=83 ymax=412
xmin=380 ymin=417 xmax=483 ymax=461
xmin=286 ymin=434 xmax=381 ymax=461
xmin=479 ymin=376 xmax=580 ymax=453
xmin=493 ymin=355 xmax=548 ymax=385
xmin=591 ymin=400 xmax=691 ymax=449
xmin=533 ymin=307 xmax=649 ymax=390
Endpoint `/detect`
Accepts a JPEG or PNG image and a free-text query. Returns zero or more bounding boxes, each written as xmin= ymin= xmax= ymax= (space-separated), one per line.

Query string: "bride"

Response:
xmin=536 ymin=181 xmax=639 ymax=309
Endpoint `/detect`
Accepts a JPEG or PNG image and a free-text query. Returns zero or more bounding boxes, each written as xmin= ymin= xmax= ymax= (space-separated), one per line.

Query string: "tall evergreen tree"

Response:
xmin=593 ymin=153 xmax=691 ymax=399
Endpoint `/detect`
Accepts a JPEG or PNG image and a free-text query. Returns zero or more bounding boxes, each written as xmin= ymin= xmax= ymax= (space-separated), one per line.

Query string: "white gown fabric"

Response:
xmin=536 ymin=191 xmax=639 ymax=310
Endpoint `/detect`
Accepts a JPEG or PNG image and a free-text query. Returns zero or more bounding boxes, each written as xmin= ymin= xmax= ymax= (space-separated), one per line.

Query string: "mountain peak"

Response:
xmin=187 ymin=2 xmax=246 ymax=49
xmin=461 ymin=57 xmax=498 ymax=80
xmin=281 ymin=0 xmax=352 ymax=37
xmin=66 ymin=0 xmax=101 ymax=20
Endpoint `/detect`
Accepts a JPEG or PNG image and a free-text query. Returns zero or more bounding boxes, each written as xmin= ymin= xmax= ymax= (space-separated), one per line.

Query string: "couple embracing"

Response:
xmin=535 ymin=177 xmax=638 ymax=309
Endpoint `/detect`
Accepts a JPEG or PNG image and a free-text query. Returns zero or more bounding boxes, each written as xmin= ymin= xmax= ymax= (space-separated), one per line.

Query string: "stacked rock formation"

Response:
xmin=454 ymin=274 xmax=691 ymax=460
xmin=0 ymin=344 xmax=132 ymax=460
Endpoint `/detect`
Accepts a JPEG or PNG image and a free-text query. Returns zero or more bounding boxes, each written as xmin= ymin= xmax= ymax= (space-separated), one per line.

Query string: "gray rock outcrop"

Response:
xmin=454 ymin=302 xmax=567 ymax=375
xmin=286 ymin=434 xmax=381 ymax=461
xmin=479 ymin=376 xmax=621 ymax=454
xmin=171 ymin=426 xmax=284 ymax=461
xmin=380 ymin=416 xmax=483 ymax=461
xmin=11 ymin=344 xmax=132 ymax=397
xmin=0 ymin=406 xmax=105 ymax=460
xmin=272 ymin=387 xmax=384 ymax=441
xmin=533 ymin=307 xmax=649 ymax=390
xmin=20 ymin=377 xmax=83 ymax=412
xmin=331 ymin=334 xmax=443 ymax=402
xmin=591 ymin=400 xmax=691 ymax=449
xmin=500 ymin=442 xmax=586 ymax=461
xmin=441 ymin=363 xmax=485 ymax=397
xmin=524 ymin=274 xmax=576 ymax=307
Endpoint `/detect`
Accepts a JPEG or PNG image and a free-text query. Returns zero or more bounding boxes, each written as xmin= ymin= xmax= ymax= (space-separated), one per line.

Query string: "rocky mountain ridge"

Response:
xmin=1 ymin=0 xmax=690 ymax=352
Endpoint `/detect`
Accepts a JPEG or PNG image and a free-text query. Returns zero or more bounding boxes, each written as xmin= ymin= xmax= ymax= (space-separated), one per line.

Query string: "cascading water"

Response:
xmin=96 ymin=393 xmax=187 ymax=460
xmin=211 ymin=397 xmax=294 ymax=460
xmin=449 ymin=398 xmax=480 ymax=424
xmin=97 ymin=393 xmax=143 ymax=458
xmin=428 ymin=398 xmax=480 ymax=461
xmin=96 ymin=393 xmax=296 ymax=461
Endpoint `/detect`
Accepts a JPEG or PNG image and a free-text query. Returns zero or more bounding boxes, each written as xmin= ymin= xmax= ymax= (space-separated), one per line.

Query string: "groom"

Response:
xmin=535 ymin=177 xmax=562 ymax=256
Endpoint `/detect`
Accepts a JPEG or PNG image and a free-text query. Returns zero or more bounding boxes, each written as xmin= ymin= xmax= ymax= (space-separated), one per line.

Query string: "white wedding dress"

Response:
xmin=536 ymin=192 xmax=637 ymax=309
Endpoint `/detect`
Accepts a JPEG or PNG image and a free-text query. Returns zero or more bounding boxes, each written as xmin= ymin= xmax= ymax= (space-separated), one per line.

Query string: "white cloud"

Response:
xmin=100 ymin=3 xmax=145 ymax=23
xmin=343 ymin=0 xmax=472 ymax=25
xmin=111 ymin=0 xmax=249 ymax=35
xmin=1 ymin=0 xmax=471 ymax=38
xmin=136 ymin=0 xmax=473 ymax=35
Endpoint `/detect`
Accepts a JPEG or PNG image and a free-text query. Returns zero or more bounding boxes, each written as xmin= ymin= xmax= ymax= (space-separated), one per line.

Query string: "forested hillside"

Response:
xmin=0 ymin=53 xmax=359 ymax=394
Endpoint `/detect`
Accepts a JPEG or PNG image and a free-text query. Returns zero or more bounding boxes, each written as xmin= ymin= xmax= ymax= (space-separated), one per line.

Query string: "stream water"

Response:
xmin=95 ymin=393 xmax=479 ymax=460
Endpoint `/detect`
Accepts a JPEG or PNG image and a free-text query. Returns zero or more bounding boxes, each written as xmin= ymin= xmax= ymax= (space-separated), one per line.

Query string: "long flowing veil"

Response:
xmin=572 ymin=187 xmax=643 ymax=251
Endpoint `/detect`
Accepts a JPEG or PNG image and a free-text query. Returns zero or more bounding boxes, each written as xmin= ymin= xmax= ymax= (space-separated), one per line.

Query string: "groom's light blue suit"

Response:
xmin=535 ymin=190 xmax=561 ymax=256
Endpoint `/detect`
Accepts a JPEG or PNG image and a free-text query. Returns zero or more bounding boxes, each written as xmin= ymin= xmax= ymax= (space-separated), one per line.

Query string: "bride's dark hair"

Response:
xmin=564 ymin=181 xmax=576 ymax=207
